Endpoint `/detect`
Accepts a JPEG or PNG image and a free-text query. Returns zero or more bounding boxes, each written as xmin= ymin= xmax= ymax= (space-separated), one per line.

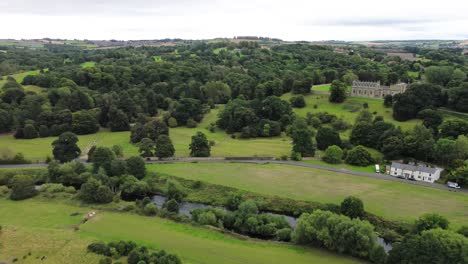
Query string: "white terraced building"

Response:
xmin=387 ymin=162 xmax=442 ymax=183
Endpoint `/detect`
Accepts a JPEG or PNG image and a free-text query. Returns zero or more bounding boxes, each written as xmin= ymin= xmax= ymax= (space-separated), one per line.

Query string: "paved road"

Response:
xmin=2 ymin=158 xmax=466 ymax=194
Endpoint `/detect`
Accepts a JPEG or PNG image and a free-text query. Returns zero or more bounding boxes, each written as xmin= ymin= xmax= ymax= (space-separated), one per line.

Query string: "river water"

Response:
xmin=151 ymin=195 xmax=392 ymax=251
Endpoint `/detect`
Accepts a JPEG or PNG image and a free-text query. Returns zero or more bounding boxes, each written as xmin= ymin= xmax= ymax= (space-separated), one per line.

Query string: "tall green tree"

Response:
xmin=316 ymin=127 xmax=342 ymax=150
xmin=345 ymin=146 xmax=374 ymax=166
xmin=155 ymin=135 xmax=175 ymax=159
xmin=340 ymin=196 xmax=365 ymax=219
xmin=138 ymin=138 xmax=155 ymax=157
xmin=290 ymin=118 xmax=315 ymax=157
xmin=91 ymin=147 xmax=116 ymax=173
xmin=126 ymin=156 xmax=146 ymax=179
xmin=328 ymin=80 xmax=347 ymax=103
xmin=52 ymin=132 xmax=81 ymax=163
xmin=404 ymin=125 xmax=435 ymax=161
xmin=10 ymin=174 xmax=36 ymax=200
xmin=189 ymin=132 xmax=211 ymax=157
xmin=108 ymin=108 xmax=130 ymax=132
xmin=72 ymin=110 xmax=99 ymax=135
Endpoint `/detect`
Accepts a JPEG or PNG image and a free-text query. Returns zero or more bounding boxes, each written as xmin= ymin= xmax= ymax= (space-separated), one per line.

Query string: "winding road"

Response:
xmin=1 ymin=157 xmax=467 ymax=194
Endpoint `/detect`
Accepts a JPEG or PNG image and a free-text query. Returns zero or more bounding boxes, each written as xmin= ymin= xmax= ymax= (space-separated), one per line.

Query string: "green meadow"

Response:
xmin=0 ymin=198 xmax=363 ymax=264
xmin=0 ymin=93 xmax=420 ymax=161
xmin=148 ymin=162 xmax=468 ymax=227
xmin=281 ymin=93 xmax=420 ymax=131
xmin=0 ymin=70 xmax=41 ymax=88
xmin=80 ymin=61 xmax=96 ymax=68
xmin=311 ymin=83 xmax=331 ymax=92
xmin=0 ymin=107 xmax=291 ymax=161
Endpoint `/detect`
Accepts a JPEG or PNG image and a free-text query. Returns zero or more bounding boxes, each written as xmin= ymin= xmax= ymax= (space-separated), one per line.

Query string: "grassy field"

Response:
xmin=0 ymin=198 xmax=362 ymax=264
xmin=312 ymin=83 xmax=331 ymax=92
xmin=303 ymin=159 xmax=375 ymax=173
xmin=0 ymin=70 xmax=41 ymax=88
xmin=311 ymin=83 xmax=351 ymax=92
xmin=80 ymin=61 xmax=96 ymax=68
xmin=281 ymin=93 xmax=420 ymax=131
xmin=152 ymin=55 xmax=163 ymax=62
xmin=0 ymin=107 xmax=291 ymax=161
xmin=148 ymin=163 xmax=468 ymax=227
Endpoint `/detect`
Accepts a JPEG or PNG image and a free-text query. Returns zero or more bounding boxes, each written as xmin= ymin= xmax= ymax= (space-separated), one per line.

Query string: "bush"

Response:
xmin=38 ymin=125 xmax=49 ymax=137
xmin=414 ymin=213 xmax=449 ymax=233
xmin=197 ymin=211 xmax=217 ymax=226
xmin=290 ymin=151 xmax=302 ymax=161
xmin=88 ymin=242 xmax=111 ymax=256
xmin=345 ymin=145 xmax=374 ymax=166
xmin=369 ymin=245 xmax=388 ymax=264
xmin=10 ymin=174 xmax=36 ymax=200
xmin=23 ymin=124 xmax=39 ymax=139
xmin=290 ymin=95 xmax=306 ymax=108
xmin=126 ymin=156 xmax=146 ymax=179
xmin=186 ymin=118 xmax=197 ymax=128
xmin=40 ymin=183 xmax=76 ymax=194
xmin=341 ymin=196 xmax=365 ymax=219
xmin=167 ymin=117 xmax=178 ymax=128
xmin=457 ymin=226 xmax=468 ymax=238
xmin=276 ymin=228 xmax=292 ymax=241
xmin=143 ymin=203 xmax=157 ymax=216
xmin=79 ymin=178 xmax=113 ymax=204
xmin=226 ymin=192 xmax=244 ymax=210
xmin=0 ymin=185 xmax=10 ymax=197
xmin=322 ymin=145 xmax=343 ymax=164
xmin=293 ymin=210 xmax=380 ymax=260
xmin=163 ymin=199 xmax=179 ymax=213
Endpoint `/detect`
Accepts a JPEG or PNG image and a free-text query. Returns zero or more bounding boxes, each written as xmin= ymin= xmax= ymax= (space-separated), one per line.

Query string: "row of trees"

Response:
xmin=191 ymin=200 xmax=292 ymax=240
xmin=88 ymin=240 xmax=182 ymax=264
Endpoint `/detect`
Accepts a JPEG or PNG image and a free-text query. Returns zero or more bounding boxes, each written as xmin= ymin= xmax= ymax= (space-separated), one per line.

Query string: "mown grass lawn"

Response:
xmin=312 ymin=83 xmax=331 ymax=92
xmin=281 ymin=93 xmax=420 ymax=131
xmin=148 ymin=163 xmax=468 ymax=227
xmin=0 ymin=198 xmax=362 ymax=264
xmin=0 ymin=107 xmax=291 ymax=161
xmin=303 ymin=159 xmax=376 ymax=173
xmin=80 ymin=61 xmax=96 ymax=68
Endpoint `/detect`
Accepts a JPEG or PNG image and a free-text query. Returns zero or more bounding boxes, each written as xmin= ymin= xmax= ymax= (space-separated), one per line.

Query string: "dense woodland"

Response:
xmin=1 ymin=42 xmax=468 ymax=184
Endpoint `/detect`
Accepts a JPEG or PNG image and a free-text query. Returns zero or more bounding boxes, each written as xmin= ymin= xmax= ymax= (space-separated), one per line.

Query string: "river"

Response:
xmin=151 ymin=195 xmax=392 ymax=251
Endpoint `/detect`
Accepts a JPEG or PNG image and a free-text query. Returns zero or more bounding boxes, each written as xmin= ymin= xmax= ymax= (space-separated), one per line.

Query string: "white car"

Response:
xmin=447 ymin=182 xmax=461 ymax=189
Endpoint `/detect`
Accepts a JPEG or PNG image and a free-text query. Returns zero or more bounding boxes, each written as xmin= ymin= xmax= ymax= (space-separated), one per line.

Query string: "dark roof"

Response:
xmin=391 ymin=162 xmax=438 ymax=174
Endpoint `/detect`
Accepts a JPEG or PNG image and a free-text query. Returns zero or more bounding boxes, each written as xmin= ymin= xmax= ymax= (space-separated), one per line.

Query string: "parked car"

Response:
xmin=447 ymin=181 xmax=461 ymax=189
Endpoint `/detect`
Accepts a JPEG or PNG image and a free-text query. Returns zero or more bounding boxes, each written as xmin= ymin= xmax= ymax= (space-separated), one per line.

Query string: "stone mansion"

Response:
xmin=351 ymin=80 xmax=408 ymax=98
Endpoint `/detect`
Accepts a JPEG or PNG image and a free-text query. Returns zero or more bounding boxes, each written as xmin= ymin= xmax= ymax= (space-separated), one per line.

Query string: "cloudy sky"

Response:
xmin=1 ymin=0 xmax=467 ymax=41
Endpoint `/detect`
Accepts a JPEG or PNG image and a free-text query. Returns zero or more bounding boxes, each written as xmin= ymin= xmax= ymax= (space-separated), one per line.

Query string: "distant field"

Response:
xmin=281 ymin=93 xmax=420 ymax=132
xmin=0 ymin=41 xmax=44 ymax=48
xmin=312 ymin=83 xmax=331 ymax=92
xmin=407 ymin=71 xmax=419 ymax=78
xmin=311 ymin=83 xmax=351 ymax=92
xmin=80 ymin=61 xmax=96 ymax=68
xmin=0 ymin=198 xmax=362 ymax=264
xmin=0 ymin=107 xmax=291 ymax=161
xmin=0 ymin=70 xmax=41 ymax=88
xmin=152 ymin=55 xmax=163 ymax=62
xmin=213 ymin=47 xmax=227 ymax=54
xmin=149 ymin=163 xmax=468 ymax=227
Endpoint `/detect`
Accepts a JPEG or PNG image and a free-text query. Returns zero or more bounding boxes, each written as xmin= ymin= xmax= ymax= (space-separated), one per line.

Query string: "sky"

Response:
xmin=1 ymin=0 xmax=467 ymax=41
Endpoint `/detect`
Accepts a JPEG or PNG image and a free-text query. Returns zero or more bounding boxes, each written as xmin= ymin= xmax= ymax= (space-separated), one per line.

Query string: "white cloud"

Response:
xmin=0 ymin=0 xmax=467 ymax=41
